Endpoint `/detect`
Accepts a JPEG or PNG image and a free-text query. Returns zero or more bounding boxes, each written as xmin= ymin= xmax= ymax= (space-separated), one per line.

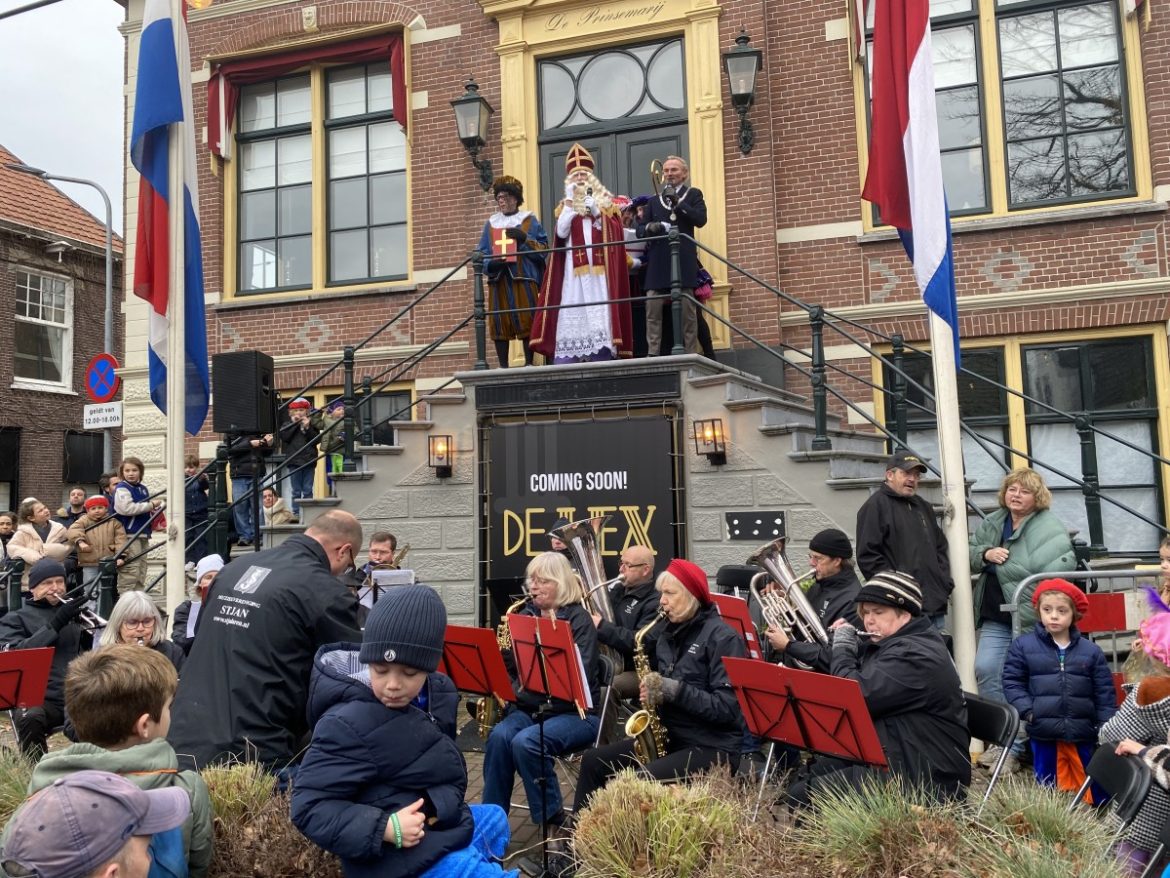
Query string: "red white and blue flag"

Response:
xmin=862 ymin=0 xmax=959 ymax=360
xmin=130 ymin=0 xmax=210 ymax=435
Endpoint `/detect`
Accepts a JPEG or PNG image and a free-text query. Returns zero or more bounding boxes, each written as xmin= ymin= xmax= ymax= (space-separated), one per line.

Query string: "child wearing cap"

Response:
xmin=1002 ymin=578 xmax=1117 ymax=793
xmin=4 ymin=645 xmax=212 ymax=877
xmin=66 ymin=496 xmax=127 ymax=587
xmin=291 ymin=585 xmax=516 ymax=878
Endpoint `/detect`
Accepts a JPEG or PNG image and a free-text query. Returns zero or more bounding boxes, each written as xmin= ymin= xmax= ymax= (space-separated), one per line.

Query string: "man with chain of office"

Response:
xmin=639 ymin=154 xmax=708 ymax=356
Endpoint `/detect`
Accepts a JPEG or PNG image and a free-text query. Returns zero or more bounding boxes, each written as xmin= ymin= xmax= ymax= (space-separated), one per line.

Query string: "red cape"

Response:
xmin=530 ymin=208 xmax=632 ymax=359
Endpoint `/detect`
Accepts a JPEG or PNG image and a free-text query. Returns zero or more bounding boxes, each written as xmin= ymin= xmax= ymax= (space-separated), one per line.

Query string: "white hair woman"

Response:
xmin=100 ymin=590 xmax=185 ymax=674
xmin=481 ymin=551 xmax=601 ymax=836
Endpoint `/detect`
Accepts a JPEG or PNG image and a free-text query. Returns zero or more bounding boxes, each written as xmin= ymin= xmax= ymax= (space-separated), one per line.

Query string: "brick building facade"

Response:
xmin=117 ymin=0 xmax=1170 ymax=553
xmin=0 ymin=146 xmax=123 ymax=512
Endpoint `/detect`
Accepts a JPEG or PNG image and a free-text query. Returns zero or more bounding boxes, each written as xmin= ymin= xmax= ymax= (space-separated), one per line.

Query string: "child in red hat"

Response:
xmin=1002 ymin=578 xmax=1116 ymax=796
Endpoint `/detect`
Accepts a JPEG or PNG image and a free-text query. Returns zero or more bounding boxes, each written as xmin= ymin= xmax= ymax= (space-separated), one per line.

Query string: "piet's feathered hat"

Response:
xmin=564 ymin=143 xmax=595 ymax=176
xmin=491 ymin=175 xmax=524 ymax=205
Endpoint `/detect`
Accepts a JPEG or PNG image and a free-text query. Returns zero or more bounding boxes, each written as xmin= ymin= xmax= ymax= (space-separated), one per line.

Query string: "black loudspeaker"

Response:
xmin=212 ymin=351 xmax=275 ymax=434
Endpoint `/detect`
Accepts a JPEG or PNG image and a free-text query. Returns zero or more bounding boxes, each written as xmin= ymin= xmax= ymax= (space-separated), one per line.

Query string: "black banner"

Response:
xmin=484 ymin=417 xmax=677 ymax=580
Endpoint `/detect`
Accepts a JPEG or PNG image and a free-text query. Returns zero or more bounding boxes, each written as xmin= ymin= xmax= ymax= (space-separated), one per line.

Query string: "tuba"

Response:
xmin=624 ymin=610 xmax=669 ymax=763
xmin=552 ymin=516 xmax=623 ymax=666
xmin=748 ymin=538 xmax=826 ymax=667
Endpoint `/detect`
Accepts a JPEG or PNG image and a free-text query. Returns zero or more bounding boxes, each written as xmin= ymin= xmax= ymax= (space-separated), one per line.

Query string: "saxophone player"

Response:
xmin=571 ymin=558 xmax=746 ymax=814
xmin=764 ymin=528 xmax=862 ymax=673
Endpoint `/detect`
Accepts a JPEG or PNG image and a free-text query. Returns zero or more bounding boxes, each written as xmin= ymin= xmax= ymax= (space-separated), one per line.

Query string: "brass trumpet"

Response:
xmin=78 ymin=607 xmax=109 ymax=633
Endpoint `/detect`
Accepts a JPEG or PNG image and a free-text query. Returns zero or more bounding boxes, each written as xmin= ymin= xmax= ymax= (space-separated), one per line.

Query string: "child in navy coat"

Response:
xmin=291 ymin=585 xmax=516 ymax=878
xmin=1002 ymin=578 xmax=1117 ymax=793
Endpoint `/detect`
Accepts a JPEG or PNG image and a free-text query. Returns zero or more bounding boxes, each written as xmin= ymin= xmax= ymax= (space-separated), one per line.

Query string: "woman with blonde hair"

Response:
xmin=100 ymin=589 xmax=185 ymax=673
xmin=481 ymin=551 xmax=601 ymax=836
xmin=7 ymin=497 xmax=70 ymax=588
xmin=969 ymin=466 xmax=1075 ymax=770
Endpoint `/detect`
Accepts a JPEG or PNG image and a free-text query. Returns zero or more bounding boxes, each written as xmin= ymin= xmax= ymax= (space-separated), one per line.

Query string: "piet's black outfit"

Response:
xmin=786 ymin=616 xmax=970 ymax=808
xmin=780 ymin=567 xmax=862 ymax=673
xmin=572 ymin=602 xmax=745 ymax=811
xmin=0 ymin=596 xmax=89 ymax=758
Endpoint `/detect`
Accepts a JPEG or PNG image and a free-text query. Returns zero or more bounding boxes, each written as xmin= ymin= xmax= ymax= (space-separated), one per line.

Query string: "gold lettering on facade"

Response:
xmin=544 ymin=2 xmax=666 ymax=32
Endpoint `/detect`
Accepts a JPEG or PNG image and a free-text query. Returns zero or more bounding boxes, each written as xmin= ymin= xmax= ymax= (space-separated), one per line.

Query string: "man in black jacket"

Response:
xmin=593 ymin=544 xmax=660 ymax=698
xmin=855 ymin=450 xmax=953 ymax=626
xmin=787 ymin=572 xmax=970 ymax=809
xmin=638 ymin=155 xmax=707 ymax=356
xmin=0 ymin=558 xmax=89 ymax=758
xmin=167 ymin=510 xmax=363 ymax=775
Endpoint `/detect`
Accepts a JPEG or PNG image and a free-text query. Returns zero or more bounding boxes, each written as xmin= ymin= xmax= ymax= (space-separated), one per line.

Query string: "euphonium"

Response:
xmin=624 ymin=610 xmax=669 ymax=763
xmin=748 ymin=538 xmax=826 ymax=668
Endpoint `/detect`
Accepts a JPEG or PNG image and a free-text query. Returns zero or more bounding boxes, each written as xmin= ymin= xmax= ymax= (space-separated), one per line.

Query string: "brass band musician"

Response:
xmin=592 ymin=544 xmax=660 ymax=699
xmin=571 ymin=558 xmax=745 ymax=813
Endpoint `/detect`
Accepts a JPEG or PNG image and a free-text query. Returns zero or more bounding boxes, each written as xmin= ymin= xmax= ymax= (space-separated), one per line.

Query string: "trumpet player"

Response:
xmin=571 ymin=559 xmax=745 ymax=814
xmin=765 ymin=529 xmax=861 ymax=673
xmin=0 ymin=558 xmax=91 ymax=759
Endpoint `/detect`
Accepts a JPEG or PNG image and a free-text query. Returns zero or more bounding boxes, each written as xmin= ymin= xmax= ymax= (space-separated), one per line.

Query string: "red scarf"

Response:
xmin=568 ymin=213 xmax=605 ymax=276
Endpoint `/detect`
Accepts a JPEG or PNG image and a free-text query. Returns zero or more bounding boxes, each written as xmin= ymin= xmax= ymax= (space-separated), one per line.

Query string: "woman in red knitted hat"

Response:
xmin=570 ymin=557 xmax=746 ymax=814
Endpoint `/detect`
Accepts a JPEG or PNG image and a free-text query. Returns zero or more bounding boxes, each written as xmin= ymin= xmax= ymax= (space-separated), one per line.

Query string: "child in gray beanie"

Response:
xmin=291 ymin=585 xmax=517 ymax=878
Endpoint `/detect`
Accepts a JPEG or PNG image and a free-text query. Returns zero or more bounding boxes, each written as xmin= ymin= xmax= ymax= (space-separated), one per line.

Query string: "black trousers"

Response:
xmin=572 ymin=737 xmax=739 ymax=812
xmin=785 ymin=757 xmax=966 ymax=811
xmin=14 ymin=702 xmax=64 ymax=761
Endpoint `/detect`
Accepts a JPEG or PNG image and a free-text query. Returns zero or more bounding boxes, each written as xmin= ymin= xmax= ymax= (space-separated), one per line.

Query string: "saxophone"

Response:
xmin=624 ymin=610 xmax=669 ymax=763
xmin=476 ymin=595 xmax=529 ymax=738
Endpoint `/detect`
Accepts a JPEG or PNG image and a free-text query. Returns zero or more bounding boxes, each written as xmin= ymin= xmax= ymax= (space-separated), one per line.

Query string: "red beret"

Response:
xmin=666 ymin=558 xmax=711 ymax=606
xmin=84 ymin=496 xmax=109 ymax=511
xmin=1032 ymin=578 xmax=1089 ymax=616
xmin=289 ymin=398 xmax=311 ymax=410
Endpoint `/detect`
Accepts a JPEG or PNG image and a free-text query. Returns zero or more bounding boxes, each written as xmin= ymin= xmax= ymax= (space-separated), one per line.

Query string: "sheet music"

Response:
xmin=186 ymin=602 xmax=201 ymax=637
xmin=574 ymin=645 xmax=593 ymax=710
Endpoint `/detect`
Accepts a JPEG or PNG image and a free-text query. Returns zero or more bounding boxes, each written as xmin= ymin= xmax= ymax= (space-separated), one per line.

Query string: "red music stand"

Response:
xmin=724 ymin=656 xmax=887 ymax=817
xmin=507 ymin=615 xmax=592 ymax=716
xmin=0 ymin=647 xmax=54 ymax=711
xmin=711 ymin=593 xmax=763 ymax=660
xmin=440 ymin=625 xmax=516 ymax=708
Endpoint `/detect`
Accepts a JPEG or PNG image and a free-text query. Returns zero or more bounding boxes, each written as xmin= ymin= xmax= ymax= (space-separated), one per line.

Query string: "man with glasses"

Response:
xmin=764 ymin=528 xmax=861 ymax=673
xmin=167 ymin=510 xmax=363 ymax=776
xmin=593 ymin=545 xmax=661 ymax=700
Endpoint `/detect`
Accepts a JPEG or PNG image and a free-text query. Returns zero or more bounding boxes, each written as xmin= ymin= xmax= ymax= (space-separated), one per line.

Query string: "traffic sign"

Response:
xmin=85 ymin=353 xmax=120 ymax=403
xmin=84 ymin=402 xmax=123 ymax=429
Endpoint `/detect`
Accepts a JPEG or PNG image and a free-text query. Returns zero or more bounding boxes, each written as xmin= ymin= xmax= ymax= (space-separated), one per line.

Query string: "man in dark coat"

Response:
xmin=787 ymin=572 xmax=971 ymax=808
xmin=593 ymin=544 xmax=661 ymax=698
xmin=855 ymin=450 xmax=954 ymax=626
xmin=167 ymin=510 xmax=363 ymax=773
xmin=638 ymin=155 xmax=707 ymax=356
xmin=0 ymin=558 xmax=89 ymax=758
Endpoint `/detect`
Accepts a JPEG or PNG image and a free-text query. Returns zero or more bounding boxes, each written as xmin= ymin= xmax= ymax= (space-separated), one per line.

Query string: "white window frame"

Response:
xmin=12 ymin=268 xmax=75 ymax=394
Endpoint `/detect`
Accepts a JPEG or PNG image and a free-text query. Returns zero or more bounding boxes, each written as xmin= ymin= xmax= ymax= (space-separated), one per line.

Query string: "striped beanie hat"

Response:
xmin=856 ymin=571 xmax=923 ymax=616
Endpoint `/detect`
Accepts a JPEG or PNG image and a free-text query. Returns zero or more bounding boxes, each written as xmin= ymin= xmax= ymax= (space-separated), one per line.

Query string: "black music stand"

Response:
xmin=0 ymin=648 xmax=54 ymax=712
xmin=723 ymin=656 xmax=887 ymax=816
xmin=508 ymin=615 xmax=590 ymax=878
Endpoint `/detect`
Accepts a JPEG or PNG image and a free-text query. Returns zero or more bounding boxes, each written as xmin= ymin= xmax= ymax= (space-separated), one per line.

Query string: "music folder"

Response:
xmin=710 ymin=593 xmax=763 ymax=660
xmin=0 ymin=647 xmax=54 ymax=712
xmin=508 ymin=614 xmax=592 ymax=716
xmin=723 ymin=656 xmax=887 ymax=767
xmin=439 ymin=625 xmax=515 ymax=705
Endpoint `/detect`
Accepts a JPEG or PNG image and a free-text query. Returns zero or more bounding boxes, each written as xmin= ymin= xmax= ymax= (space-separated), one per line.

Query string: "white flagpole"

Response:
xmin=929 ymin=312 xmax=975 ymax=691
xmin=164 ymin=0 xmax=188 ymax=619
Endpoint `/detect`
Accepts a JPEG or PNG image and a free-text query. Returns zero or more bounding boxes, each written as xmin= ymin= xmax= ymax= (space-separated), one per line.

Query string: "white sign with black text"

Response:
xmin=83 ymin=402 xmax=123 ymax=429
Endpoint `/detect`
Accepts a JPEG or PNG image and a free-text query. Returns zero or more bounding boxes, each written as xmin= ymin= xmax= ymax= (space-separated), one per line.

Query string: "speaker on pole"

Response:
xmin=212 ymin=351 xmax=276 ymax=434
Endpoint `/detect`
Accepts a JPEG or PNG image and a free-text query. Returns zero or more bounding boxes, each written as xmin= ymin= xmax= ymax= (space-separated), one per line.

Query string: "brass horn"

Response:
xmin=748 ymin=538 xmax=826 ymax=668
xmin=551 ymin=516 xmax=623 ymax=666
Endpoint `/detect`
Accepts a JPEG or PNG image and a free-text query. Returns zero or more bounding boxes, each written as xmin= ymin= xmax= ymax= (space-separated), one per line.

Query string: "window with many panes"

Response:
xmin=14 ymin=270 xmax=72 ymax=388
xmin=235 ymin=63 xmax=407 ymax=295
xmin=866 ymin=0 xmax=1135 ymax=216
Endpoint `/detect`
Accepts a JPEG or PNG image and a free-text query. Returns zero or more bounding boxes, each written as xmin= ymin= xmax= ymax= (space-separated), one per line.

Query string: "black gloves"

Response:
xmin=486 ymin=258 xmax=505 ymax=274
xmin=504 ymin=227 xmax=527 ymax=244
xmin=51 ymin=596 xmax=86 ymax=631
xmin=645 ymin=222 xmax=666 ymax=236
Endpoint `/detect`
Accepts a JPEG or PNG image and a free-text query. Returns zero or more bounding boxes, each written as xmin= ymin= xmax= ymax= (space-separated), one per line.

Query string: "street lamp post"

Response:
xmin=6 ymin=163 xmax=115 ymax=473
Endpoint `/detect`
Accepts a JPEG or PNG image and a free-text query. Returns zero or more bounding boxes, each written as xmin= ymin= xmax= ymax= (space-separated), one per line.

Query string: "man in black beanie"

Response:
xmin=786 ymin=571 xmax=970 ymax=809
xmin=0 ymin=558 xmax=89 ymax=758
xmin=764 ymin=528 xmax=860 ymax=672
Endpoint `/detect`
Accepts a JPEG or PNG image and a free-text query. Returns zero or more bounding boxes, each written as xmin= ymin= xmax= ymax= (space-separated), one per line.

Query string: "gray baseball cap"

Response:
xmin=1 ymin=770 xmax=190 ymax=878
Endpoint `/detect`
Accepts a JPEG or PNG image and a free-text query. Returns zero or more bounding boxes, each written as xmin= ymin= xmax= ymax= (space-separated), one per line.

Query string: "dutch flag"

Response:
xmin=130 ymin=0 xmax=210 ymax=435
xmin=862 ymin=0 xmax=959 ymax=362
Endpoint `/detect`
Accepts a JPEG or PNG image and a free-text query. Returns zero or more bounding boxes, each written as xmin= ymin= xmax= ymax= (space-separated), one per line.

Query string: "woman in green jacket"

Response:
xmin=969 ymin=467 xmax=1075 ymax=768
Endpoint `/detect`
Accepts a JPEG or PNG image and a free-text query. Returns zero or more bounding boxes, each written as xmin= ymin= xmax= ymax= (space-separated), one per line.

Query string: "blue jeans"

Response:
xmin=288 ymin=466 xmax=314 ymax=515
xmin=976 ymin=620 xmax=1026 ymax=754
xmin=232 ymin=477 xmax=255 ymax=541
xmin=481 ymin=708 xmax=599 ymax=824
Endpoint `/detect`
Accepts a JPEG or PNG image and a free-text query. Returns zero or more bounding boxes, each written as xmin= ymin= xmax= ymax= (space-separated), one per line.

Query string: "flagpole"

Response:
xmin=164 ymin=0 xmax=187 ymax=619
xmin=928 ymin=313 xmax=975 ymax=690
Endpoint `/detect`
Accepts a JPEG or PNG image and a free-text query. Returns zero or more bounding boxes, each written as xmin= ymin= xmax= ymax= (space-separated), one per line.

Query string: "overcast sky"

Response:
xmin=0 ymin=0 xmax=125 ymax=233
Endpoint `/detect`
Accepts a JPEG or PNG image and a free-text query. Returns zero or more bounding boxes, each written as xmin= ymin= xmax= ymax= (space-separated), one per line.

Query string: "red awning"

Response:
xmin=207 ymin=31 xmax=406 ymax=159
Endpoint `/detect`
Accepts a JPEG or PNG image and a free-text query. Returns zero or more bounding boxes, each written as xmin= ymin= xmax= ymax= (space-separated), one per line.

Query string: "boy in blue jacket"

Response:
xmin=291 ymin=585 xmax=516 ymax=878
xmin=1003 ymin=578 xmax=1117 ymax=794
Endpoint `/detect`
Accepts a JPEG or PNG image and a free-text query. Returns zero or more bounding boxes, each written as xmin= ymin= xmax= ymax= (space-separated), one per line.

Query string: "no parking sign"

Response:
xmin=85 ymin=353 xmax=121 ymax=403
